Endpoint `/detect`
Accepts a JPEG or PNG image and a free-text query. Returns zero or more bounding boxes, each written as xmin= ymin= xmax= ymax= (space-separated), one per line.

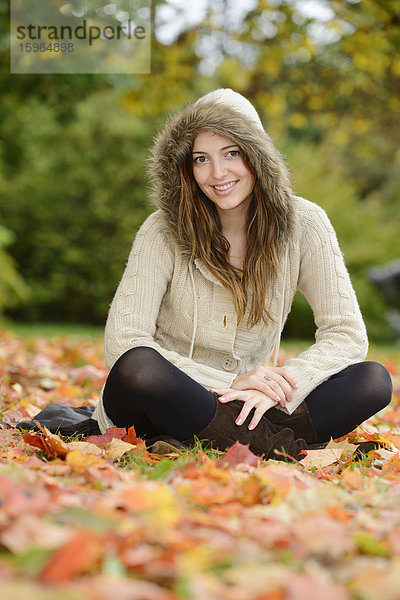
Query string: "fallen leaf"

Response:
xmin=85 ymin=426 xmax=128 ymax=447
xmin=40 ymin=530 xmax=103 ymax=582
xmin=66 ymin=449 xmax=104 ymax=469
xmin=0 ymin=513 xmax=71 ymax=553
xmin=123 ymin=425 xmax=146 ymax=448
xmin=300 ymin=448 xmax=343 ymax=469
xmin=105 ymin=438 xmax=137 ymax=459
xmin=215 ymin=441 xmax=260 ymax=468
xmin=23 ymin=425 xmax=70 ymax=459
xmin=68 ymin=440 xmax=103 ymax=455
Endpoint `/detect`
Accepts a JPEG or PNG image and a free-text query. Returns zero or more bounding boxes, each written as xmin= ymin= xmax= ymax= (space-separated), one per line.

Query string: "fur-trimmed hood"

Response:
xmin=148 ymin=88 xmax=296 ymax=256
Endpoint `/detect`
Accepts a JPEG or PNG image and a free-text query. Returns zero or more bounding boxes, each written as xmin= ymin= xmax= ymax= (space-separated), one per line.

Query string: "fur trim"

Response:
xmin=148 ymin=98 xmax=296 ymax=255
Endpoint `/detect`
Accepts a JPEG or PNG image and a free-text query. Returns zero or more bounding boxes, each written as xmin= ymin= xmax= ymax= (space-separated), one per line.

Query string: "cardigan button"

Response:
xmin=221 ymin=355 xmax=238 ymax=371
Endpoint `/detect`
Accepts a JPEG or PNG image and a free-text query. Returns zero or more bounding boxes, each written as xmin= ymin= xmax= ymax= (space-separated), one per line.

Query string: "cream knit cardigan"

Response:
xmin=93 ymin=195 xmax=368 ymax=434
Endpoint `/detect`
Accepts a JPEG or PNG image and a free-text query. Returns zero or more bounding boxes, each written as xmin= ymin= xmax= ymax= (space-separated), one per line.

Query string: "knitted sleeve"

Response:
xmin=104 ymin=212 xmax=236 ymax=389
xmin=282 ymin=202 xmax=368 ymax=414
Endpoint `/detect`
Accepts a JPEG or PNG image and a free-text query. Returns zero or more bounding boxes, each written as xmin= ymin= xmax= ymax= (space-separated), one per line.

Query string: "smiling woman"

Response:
xmin=19 ymin=89 xmax=393 ymax=460
xmin=192 ymin=132 xmax=255 ymax=218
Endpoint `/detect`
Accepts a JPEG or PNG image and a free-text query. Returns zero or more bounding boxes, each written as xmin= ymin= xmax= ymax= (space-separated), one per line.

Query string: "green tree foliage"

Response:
xmin=0 ymin=90 xmax=152 ymax=322
xmin=283 ymin=139 xmax=399 ymax=340
xmin=0 ymin=224 xmax=29 ymax=314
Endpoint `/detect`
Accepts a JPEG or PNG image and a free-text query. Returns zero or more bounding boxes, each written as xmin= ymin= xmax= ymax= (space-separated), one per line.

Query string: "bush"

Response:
xmin=0 ymin=225 xmax=29 ymax=315
xmin=0 ymin=89 xmax=153 ymax=323
xmin=282 ymin=140 xmax=400 ymax=341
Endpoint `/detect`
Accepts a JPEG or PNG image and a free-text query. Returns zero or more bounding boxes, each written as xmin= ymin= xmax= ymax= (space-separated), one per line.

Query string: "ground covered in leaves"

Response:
xmin=1 ymin=329 xmax=400 ymax=600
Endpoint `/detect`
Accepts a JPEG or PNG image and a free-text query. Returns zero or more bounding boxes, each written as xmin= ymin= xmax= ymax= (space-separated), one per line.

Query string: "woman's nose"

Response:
xmin=211 ymin=159 xmax=228 ymax=179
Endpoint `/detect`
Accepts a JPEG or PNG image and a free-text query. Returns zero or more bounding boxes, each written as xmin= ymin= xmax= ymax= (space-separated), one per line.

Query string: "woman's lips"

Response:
xmin=211 ymin=180 xmax=238 ymax=194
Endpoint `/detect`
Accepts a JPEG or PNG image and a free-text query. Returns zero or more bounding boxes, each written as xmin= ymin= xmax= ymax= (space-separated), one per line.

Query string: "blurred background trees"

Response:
xmin=1 ymin=0 xmax=399 ymax=340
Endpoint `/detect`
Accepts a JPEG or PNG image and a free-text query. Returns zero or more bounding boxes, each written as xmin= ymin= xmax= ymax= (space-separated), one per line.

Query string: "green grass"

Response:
xmin=117 ymin=437 xmax=222 ymax=480
xmin=1 ymin=321 xmax=104 ymax=341
xmin=2 ymin=322 xmax=400 ymax=362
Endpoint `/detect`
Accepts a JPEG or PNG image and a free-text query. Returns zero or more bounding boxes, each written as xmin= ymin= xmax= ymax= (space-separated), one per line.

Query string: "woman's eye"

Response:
xmin=227 ymin=150 xmax=240 ymax=158
xmin=193 ymin=156 xmax=208 ymax=164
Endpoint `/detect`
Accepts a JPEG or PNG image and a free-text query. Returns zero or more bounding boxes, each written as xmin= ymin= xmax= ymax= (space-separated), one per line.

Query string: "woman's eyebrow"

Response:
xmin=192 ymin=144 xmax=239 ymax=154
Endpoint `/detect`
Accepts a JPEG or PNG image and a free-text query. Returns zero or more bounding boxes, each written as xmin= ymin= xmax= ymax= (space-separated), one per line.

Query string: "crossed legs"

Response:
xmin=102 ymin=347 xmax=393 ymax=444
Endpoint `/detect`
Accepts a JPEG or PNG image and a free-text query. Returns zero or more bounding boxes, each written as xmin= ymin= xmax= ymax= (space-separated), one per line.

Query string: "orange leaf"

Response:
xmin=384 ymin=361 xmax=398 ymax=376
xmin=380 ymin=452 xmax=400 ymax=480
xmin=326 ymin=504 xmax=354 ymax=522
xmin=41 ymin=530 xmax=103 ymax=582
xmin=123 ymin=424 xmax=146 ymax=448
xmin=237 ymin=473 xmax=264 ymax=506
xmin=23 ymin=425 xmax=70 ymax=459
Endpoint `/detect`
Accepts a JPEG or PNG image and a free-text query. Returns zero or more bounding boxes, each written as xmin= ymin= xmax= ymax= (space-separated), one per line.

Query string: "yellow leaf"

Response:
xmin=68 ymin=441 xmax=103 ymax=456
xmin=326 ymin=439 xmax=358 ymax=455
xmin=66 ymin=449 xmax=103 ymax=469
xmin=300 ymin=448 xmax=343 ymax=469
xmin=105 ymin=438 xmax=136 ymax=459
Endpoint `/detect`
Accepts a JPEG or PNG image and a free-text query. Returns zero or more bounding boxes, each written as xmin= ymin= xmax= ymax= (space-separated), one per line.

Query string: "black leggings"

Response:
xmin=102 ymin=347 xmax=393 ymax=443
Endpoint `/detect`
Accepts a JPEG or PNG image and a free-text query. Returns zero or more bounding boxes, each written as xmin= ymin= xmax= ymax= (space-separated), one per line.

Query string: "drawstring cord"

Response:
xmin=272 ymin=247 xmax=288 ymax=367
xmin=189 ymin=251 xmax=287 ymax=366
xmin=188 ymin=262 xmax=198 ymax=359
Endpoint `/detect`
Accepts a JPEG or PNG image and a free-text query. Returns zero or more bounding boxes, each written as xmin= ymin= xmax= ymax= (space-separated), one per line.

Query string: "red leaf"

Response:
xmin=85 ymin=426 xmax=128 ymax=447
xmin=216 ymin=441 xmax=260 ymax=469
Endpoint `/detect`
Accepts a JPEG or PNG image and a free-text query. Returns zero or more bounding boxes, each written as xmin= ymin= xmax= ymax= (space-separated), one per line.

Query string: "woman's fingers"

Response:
xmin=248 ymin=405 xmax=268 ymax=430
xmin=235 ymin=401 xmax=255 ymax=426
xmin=237 ymin=394 xmax=277 ymax=428
xmin=268 ymin=377 xmax=293 ymax=405
xmin=210 ymin=387 xmax=234 ymax=398
xmin=232 ymin=373 xmax=284 ymax=404
xmin=273 ymin=367 xmax=298 ymax=390
xmin=232 ymin=367 xmax=298 ymax=406
xmin=210 ymin=389 xmax=278 ymax=429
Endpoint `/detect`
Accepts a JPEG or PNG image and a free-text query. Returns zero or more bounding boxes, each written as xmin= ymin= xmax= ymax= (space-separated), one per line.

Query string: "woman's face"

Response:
xmin=192 ymin=131 xmax=255 ymax=220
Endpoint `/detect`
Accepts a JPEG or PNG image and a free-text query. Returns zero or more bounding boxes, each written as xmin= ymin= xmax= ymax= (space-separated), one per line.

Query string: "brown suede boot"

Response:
xmin=265 ymin=401 xmax=319 ymax=444
xmin=195 ymin=400 xmax=313 ymax=462
xmin=146 ymin=435 xmax=188 ymax=454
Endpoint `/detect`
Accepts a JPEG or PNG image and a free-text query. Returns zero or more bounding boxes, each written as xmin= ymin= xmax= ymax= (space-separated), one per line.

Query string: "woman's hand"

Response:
xmin=231 ymin=366 xmax=297 ymax=408
xmin=210 ymin=388 xmax=278 ymax=430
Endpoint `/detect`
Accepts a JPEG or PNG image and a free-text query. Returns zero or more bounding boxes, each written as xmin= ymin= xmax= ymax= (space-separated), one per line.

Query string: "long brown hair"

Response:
xmin=177 ymin=148 xmax=284 ymax=328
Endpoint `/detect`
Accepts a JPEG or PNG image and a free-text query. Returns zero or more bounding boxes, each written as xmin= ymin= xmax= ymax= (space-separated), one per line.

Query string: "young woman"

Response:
xmin=90 ymin=88 xmax=392 ymax=460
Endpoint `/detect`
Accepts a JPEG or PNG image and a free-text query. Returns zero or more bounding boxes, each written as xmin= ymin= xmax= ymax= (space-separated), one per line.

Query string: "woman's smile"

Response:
xmin=192 ymin=131 xmax=255 ymax=217
xmin=212 ymin=180 xmax=238 ymax=194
